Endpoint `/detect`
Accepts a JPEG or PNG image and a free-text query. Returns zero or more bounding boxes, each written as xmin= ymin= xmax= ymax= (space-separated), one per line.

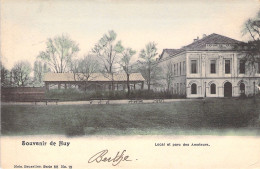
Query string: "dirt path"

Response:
xmin=1 ymin=99 xmax=199 ymax=105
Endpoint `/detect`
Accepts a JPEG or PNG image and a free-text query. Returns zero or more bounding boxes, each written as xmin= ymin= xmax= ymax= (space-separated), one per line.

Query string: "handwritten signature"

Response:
xmin=88 ymin=149 xmax=132 ymax=166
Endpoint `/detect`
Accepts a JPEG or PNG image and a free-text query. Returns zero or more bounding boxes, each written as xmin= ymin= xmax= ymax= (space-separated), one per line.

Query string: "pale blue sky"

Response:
xmin=1 ymin=0 xmax=259 ymax=69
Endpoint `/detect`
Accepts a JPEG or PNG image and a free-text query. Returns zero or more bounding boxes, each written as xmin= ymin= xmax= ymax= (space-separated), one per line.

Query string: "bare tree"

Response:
xmin=92 ymin=30 xmax=124 ymax=90
xmin=236 ymin=10 xmax=260 ymax=71
xmin=138 ymin=42 xmax=161 ymax=91
xmin=11 ymin=61 xmax=32 ymax=87
xmin=1 ymin=62 xmax=11 ymax=87
xmin=70 ymin=55 xmax=100 ymax=91
xmin=33 ymin=61 xmax=50 ymax=86
xmin=38 ymin=34 xmax=79 ymax=73
xmin=164 ymin=61 xmax=174 ymax=92
xmin=119 ymin=48 xmax=136 ymax=96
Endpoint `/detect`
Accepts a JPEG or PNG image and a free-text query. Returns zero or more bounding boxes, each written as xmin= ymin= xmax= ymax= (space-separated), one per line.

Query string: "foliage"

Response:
xmin=138 ymin=42 xmax=162 ymax=91
xmin=119 ymin=48 xmax=136 ymax=96
xmin=11 ymin=61 xmax=32 ymax=87
xmin=161 ymin=60 xmax=174 ymax=91
xmin=1 ymin=62 xmax=11 ymax=87
xmin=33 ymin=61 xmax=50 ymax=86
xmin=70 ymin=55 xmax=100 ymax=90
xmin=45 ymin=89 xmax=185 ymax=101
xmin=236 ymin=9 xmax=260 ymax=70
xmin=92 ymin=30 xmax=124 ymax=74
xmin=38 ymin=34 xmax=79 ymax=73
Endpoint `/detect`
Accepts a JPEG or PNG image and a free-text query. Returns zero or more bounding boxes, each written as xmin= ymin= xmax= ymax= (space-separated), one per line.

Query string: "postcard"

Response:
xmin=1 ymin=0 xmax=260 ymax=168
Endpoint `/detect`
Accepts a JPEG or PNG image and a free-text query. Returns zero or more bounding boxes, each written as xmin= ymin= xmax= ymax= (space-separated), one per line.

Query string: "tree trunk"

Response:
xmin=127 ymin=74 xmax=130 ymax=97
xmin=148 ymin=78 xmax=151 ymax=91
xmin=109 ymin=73 xmax=114 ymax=91
xmin=148 ymin=62 xmax=151 ymax=92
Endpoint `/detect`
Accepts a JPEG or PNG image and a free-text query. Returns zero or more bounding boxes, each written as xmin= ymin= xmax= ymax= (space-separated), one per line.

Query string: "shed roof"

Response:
xmin=44 ymin=73 xmax=145 ymax=82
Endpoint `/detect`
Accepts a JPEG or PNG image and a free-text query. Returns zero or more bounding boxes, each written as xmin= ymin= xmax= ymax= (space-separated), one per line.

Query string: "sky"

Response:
xmin=1 ymin=0 xmax=260 ymax=70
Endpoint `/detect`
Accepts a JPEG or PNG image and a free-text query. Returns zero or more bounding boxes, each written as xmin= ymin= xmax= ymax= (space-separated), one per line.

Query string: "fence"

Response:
xmin=1 ymin=87 xmax=45 ymax=102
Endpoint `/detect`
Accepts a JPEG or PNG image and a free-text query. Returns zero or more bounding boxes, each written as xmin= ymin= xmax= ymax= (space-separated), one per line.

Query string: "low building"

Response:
xmin=158 ymin=33 xmax=260 ymax=98
xmin=44 ymin=72 xmax=145 ymax=91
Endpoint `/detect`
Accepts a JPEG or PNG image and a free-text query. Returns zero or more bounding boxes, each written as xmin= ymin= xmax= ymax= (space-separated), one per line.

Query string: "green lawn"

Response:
xmin=1 ymin=98 xmax=260 ymax=136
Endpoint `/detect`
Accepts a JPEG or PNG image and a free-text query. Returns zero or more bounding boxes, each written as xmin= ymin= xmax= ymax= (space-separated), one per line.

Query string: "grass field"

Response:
xmin=1 ymin=98 xmax=260 ymax=136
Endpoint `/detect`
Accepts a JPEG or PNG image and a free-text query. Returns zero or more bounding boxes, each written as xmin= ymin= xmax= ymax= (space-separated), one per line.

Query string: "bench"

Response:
xmin=128 ymin=98 xmax=143 ymax=104
xmin=153 ymin=98 xmax=164 ymax=103
xmin=34 ymin=99 xmax=59 ymax=105
xmin=90 ymin=98 xmax=110 ymax=104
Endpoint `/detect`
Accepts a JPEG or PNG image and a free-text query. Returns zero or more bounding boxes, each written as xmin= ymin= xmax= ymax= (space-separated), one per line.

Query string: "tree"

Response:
xmin=38 ymin=34 xmax=79 ymax=73
xmin=33 ymin=61 xmax=50 ymax=86
xmin=70 ymin=55 xmax=100 ymax=91
xmin=1 ymin=62 xmax=11 ymax=87
xmin=11 ymin=61 xmax=32 ymax=87
xmin=119 ymin=48 xmax=136 ymax=96
xmin=237 ymin=10 xmax=260 ymax=71
xmin=164 ymin=61 xmax=174 ymax=92
xmin=138 ymin=42 xmax=161 ymax=91
xmin=92 ymin=30 xmax=124 ymax=90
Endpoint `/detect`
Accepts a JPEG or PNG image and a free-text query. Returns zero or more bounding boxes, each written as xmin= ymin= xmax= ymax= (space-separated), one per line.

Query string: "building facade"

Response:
xmin=158 ymin=33 xmax=260 ymax=98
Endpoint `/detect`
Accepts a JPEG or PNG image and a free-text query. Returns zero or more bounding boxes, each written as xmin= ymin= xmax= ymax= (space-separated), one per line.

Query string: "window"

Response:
xmin=210 ymin=83 xmax=216 ymax=94
xmin=191 ymin=83 xmax=197 ymax=94
xmin=174 ymin=64 xmax=176 ymax=75
xmin=177 ymin=83 xmax=179 ymax=94
xmin=180 ymin=62 xmax=182 ymax=75
xmin=177 ymin=63 xmax=179 ymax=75
xmin=239 ymin=60 xmax=245 ymax=74
xmin=183 ymin=61 xmax=186 ymax=74
xmin=258 ymin=62 xmax=260 ymax=73
xmin=191 ymin=60 xmax=197 ymax=74
xmin=240 ymin=83 xmax=245 ymax=94
xmin=184 ymin=83 xmax=186 ymax=94
xmin=210 ymin=60 xmax=216 ymax=74
xmin=225 ymin=60 xmax=231 ymax=74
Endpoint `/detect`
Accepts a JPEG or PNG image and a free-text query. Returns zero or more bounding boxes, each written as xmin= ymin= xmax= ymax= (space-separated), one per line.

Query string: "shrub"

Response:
xmin=45 ymin=89 xmax=186 ymax=101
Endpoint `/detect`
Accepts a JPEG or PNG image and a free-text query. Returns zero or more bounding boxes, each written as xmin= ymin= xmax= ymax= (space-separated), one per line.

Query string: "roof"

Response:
xmin=182 ymin=33 xmax=242 ymax=50
xmin=44 ymin=73 xmax=145 ymax=82
xmin=159 ymin=33 xmax=243 ymax=60
xmin=159 ymin=49 xmax=184 ymax=59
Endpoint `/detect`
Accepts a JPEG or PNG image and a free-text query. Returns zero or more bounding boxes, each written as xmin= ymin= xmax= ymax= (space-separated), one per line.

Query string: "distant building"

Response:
xmin=44 ymin=72 xmax=145 ymax=91
xmin=158 ymin=33 xmax=260 ymax=98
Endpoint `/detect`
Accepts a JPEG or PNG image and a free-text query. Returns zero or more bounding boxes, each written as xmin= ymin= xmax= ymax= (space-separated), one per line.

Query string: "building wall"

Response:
xmin=186 ymin=51 xmax=260 ymax=98
xmin=158 ymin=52 xmax=186 ymax=95
xmin=186 ymin=77 xmax=260 ymax=98
xmin=158 ymin=50 xmax=260 ymax=98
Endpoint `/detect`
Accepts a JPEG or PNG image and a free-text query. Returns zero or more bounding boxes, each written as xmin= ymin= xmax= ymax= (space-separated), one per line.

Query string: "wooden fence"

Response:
xmin=1 ymin=87 xmax=45 ymax=102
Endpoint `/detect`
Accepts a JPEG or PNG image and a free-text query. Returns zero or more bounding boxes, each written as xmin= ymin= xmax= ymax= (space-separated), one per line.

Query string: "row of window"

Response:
xmin=190 ymin=83 xmax=246 ymax=95
xmin=173 ymin=61 xmax=186 ymax=76
xmin=190 ymin=59 xmax=260 ymax=74
xmin=191 ymin=83 xmax=216 ymax=94
xmin=174 ymin=82 xmax=186 ymax=94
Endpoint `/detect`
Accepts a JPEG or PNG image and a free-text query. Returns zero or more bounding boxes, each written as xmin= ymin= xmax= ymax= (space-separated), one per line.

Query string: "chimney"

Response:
xmin=193 ymin=36 xmax=199 ymax=42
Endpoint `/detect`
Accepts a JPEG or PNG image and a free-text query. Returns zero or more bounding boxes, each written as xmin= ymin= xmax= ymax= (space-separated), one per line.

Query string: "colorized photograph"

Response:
xmin=1 ymin=0 xmax=260 ymax=137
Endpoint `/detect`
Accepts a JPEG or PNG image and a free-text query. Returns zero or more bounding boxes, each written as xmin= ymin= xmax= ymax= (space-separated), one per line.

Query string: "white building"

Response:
xmin=158 ymin=33 xmax=260 ymax=98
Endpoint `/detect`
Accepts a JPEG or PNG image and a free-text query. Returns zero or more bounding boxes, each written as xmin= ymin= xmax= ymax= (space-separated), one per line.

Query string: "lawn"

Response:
xmin=1 ymin=98 xmax=260 ymax=136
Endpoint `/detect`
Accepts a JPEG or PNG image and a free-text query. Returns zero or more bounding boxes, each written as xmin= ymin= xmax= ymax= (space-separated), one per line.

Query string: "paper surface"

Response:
xmin=1 ymin=136 xmax=260 ymax=169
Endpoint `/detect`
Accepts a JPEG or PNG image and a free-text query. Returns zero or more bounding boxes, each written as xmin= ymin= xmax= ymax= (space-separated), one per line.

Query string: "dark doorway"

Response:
xmin=191 ymin=83 xmax=197 ymax=94
xmin=224 ymin=82 xmax=232 ymax=97
xmin=240 ymin=83 xmax=245 ymax=94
